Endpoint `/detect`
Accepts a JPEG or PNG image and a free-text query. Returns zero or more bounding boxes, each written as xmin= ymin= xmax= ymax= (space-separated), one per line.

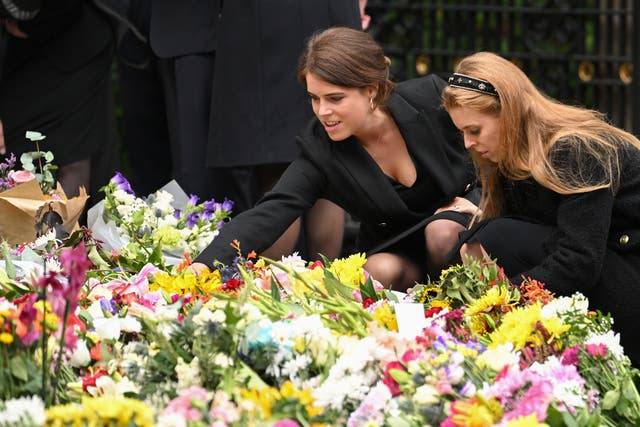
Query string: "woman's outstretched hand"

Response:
xmin=186 ymin=262 xmax=210 ymax=276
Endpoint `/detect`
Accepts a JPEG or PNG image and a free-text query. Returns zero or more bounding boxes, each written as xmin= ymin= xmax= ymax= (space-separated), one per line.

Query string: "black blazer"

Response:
xmin=196 ymin=74 xmax=476 ymax=265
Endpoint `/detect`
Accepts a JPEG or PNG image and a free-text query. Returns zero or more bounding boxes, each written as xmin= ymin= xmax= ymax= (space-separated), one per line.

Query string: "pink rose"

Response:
xmin=8 ymin=170 xmax=36 ymax=184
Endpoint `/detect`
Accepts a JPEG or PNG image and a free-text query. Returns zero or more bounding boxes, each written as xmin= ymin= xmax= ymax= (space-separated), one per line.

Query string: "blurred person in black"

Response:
xmin=0 ymin=0 xmax=119 ymax=207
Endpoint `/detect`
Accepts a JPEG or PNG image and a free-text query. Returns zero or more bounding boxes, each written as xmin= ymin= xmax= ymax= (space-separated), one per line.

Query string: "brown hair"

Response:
xmin=442 ymin=52 xmax=640 ymax=218
xmin=297 ymin=27 xmax=395 ymax=108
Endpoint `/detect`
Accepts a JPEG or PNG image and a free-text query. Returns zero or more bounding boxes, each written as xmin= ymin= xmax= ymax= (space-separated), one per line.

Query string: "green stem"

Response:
xmin=52 ymin=302 xmax=70 ymax=405
xmin=40 ymin=281 xmax=47 ymax=405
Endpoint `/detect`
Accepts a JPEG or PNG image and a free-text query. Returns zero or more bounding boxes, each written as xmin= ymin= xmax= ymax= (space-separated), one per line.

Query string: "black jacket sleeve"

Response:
xmin=194 ymin=155 xmax=323 ymax=266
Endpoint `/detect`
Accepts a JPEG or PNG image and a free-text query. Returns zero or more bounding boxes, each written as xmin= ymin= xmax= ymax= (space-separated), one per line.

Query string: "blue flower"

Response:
xmin=110 ymin=172 xmax=135 ymax=195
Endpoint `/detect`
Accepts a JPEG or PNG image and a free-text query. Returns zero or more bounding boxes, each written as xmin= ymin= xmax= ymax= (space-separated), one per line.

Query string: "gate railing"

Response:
xmin=366 ymin=0 xmax=639 ymax=135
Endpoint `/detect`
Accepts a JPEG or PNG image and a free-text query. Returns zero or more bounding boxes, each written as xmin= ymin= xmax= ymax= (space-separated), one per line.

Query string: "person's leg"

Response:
xmin=424 ymin=218 xmax=467 ymax=275
xmin=305 ymin=199 xmax=345 ymax=261
xmin=364 ymin=252 xmax=421 ymax=292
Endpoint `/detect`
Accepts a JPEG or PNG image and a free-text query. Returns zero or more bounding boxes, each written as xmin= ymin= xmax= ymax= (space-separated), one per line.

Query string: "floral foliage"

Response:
xmin=1 ymin=229 xmax=640 ymax=426
xmin=97 ymin=172 xmax=233 ymax=270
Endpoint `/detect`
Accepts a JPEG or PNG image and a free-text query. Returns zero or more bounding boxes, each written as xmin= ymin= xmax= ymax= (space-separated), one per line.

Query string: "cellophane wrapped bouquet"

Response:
xmin=87 ymin=172 xmax=233 ymax=271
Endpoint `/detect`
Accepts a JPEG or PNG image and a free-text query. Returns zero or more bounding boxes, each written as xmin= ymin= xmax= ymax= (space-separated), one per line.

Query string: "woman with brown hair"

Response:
xmin=442 ymin=51 xmax=640 ymax=365
xmin=193 ymin=27 xmax=478 ymax=291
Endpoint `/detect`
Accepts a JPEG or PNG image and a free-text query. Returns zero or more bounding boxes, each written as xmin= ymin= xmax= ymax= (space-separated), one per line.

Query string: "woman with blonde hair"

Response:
xmin=442 ymin=51 xmax=640 ymax=365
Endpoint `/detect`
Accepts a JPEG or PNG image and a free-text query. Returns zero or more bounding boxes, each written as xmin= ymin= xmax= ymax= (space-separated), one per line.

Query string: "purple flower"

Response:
xmin=100 ymin=299 xmax=118 ymax=316
xmin=110 ymin=172 xmax=135 ymax=195
xmin=221 ymin=198 xmax=234 ymax=212
xmin=186 ymin=212 xmax=200 ymax=228
xmin=201 ymin=210 xmax=213 ymax=221
xmin=203 ymin=199 xmax=217 ymax=211
xmin=188 ymin=194 xmax=199 ymax=205
xmin=173 ymin=209 xmax=182 ymax=219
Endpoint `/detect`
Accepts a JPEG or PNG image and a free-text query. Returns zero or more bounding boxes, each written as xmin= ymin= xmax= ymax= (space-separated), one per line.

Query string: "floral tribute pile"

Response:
xmin=1 ymin=173 xmax=640 ymax=427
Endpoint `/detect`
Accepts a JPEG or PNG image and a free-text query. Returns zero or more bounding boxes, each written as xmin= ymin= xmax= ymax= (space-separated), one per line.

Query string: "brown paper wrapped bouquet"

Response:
xmin=0 ymin=132 xmax=88 ymax=245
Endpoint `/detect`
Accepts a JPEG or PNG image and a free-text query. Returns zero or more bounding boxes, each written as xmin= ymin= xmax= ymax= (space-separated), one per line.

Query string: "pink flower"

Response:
xmin=585 ymin=343 xmax=608 ymax=358
xmin=272 ymin=420 xmax=300 ymax=427
xmin=560 ymin=346 xmax=580 ymax=365
xmin=163 ymin=386 xmax=210 ymax=421
xmin=8 ymin=170 xmax=35 ymax=184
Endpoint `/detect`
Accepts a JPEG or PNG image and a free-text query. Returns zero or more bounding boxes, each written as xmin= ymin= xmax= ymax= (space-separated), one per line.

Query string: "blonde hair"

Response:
xmin=442 ymin=52 xmax=640 ymax=218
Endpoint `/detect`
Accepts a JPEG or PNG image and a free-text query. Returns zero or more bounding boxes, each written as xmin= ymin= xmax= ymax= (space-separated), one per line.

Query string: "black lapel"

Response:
xmin=387 ymin=90 xmax=467 ymax=197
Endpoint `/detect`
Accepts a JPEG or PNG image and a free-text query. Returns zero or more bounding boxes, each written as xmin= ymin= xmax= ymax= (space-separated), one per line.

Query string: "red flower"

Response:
xmin=82 ymin=368 xmax=108 ymax=392
xmin=381 ymin=361 xmax=405 ymax=396
xmin=362 ymin=297 xmax=375 ymax=308
xmin=309 ymin=260 xmax=324 ymax=270
xmin=222 ymin=278 xmax=243 ymax=291
xmin=424 ymin=306 xmax=443 ymax=318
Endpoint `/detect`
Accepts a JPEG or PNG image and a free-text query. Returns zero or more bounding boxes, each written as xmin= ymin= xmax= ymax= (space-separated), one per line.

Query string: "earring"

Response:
xmin=369 ymin=97 xmax=375 ymax=112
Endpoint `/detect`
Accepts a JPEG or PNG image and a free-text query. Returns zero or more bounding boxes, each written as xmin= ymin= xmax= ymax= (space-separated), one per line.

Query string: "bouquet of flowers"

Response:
xmin=0 ymin=132 xmax=88 ymax=245
xmin=87 ymin=172 xmax=233 ymax=270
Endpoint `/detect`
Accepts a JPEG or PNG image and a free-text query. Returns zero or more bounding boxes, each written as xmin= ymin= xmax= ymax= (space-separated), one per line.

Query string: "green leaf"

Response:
xmin=602 ymin=389 xmax=621 ymax=410
xmin=323 ymin=270 xmax=355 ymax=300
xmin=9 ymin=356 xmax=29 ymax=382
xmin=388 ymin=368 xmax=411 ymax=384
xmin=21 ymin=247 xmax=44 ymax=264
xmin=360 ymin=275 xmax=379 ymax=301
xmin=270 ymin=277 xmax=281 ymax=302
xmin=2 ymin=245 xmax=17 ymax=279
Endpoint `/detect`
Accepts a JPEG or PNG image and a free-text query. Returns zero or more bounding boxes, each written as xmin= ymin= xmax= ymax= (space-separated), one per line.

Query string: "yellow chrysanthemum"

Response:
xmin=46 ymin=397 xmax=154 ymax=427
xmin=465 ymin=286 xmax=511 ymax=317
xmin=488 ymin=303 xmax=567 ymax=350
xmin=152 ymin=270 xmax=221 ymax=295
xmin=328 ymin=253 xmax=367 ymax=288
xmin=279 ymin=381 xmax=324 ymax=418
xmin=240 ymin=386 xmax=280 ymax=419
xmin=488 ymin=304 xmax=540 ymax=350
xmin=431 ymin=299 xmax=452 ymax=310
xmin=504 ymin=414 xmax=550 ymax=427
xmin=372 ymin=301 xmax=398 ymax=331
xmin=451 ymin=399 xmax=499 ymax=427
xmin=198 ymin=269 xmax=223 ymax=293
xmin=540 ymin=316 xmax=570 ymax=344
xmin=0 ymin=332 xmax=13 ymax=344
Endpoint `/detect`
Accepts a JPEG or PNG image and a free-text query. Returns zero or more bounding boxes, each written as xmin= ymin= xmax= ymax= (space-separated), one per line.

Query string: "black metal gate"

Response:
xmin=366 ymin=0 xmax=640 ymax=135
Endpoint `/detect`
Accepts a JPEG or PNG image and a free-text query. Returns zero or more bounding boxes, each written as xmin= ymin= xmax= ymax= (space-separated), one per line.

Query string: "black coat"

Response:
xmin=149 ymin=0 xmax=221 ymax=57
xmin=0 ymin=0 xmax=115 ymax=166
xmin=196 ymin=75 xmax=477 ymax=265
xmin=495 ymin=144 xmax=640 ymax=364
xmin=206 ymin=0 xmax=361 ymax=167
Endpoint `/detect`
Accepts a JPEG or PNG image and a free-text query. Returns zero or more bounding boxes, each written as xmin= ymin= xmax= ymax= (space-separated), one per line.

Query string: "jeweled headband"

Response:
xmin=447 ymin=73 xmax=499 ymax=96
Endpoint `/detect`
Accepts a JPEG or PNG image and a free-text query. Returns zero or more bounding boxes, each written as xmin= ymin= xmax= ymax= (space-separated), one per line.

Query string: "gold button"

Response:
xmin=619 ymin=234 xmax=630 ymax=245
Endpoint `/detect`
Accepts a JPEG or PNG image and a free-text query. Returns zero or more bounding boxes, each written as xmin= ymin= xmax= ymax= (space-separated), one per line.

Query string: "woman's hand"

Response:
xmin=435 ymin=196 xmax=481 ymax=216
xmin=186 ymin=262 xmax=210 ymax=276
xmin=5 ymin=20 xmax=28 ymax=38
